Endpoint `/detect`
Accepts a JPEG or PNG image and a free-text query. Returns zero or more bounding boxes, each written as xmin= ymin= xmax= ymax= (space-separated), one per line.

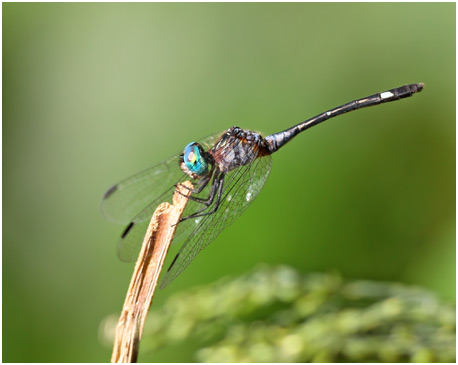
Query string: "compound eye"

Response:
xmin=186 ymin=150 xmax=196 ymax=164
xmin=182 ymin=142 xmax=208 ymax=176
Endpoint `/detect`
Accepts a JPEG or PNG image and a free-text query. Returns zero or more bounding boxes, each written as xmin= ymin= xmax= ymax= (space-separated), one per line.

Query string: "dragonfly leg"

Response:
xmin=179 ymin=173 xmax=225 ymax=222
xmin=176 ymin=171 xmax=212 ymax=196
xmin=182 ymin=170 xmax=221 ymax=205
xmin=179 ymin=172 xmax=221 ymax=219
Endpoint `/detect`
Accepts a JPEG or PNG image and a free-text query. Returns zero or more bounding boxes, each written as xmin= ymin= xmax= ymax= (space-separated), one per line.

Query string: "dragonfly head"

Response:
xmin=180 ymin=142 xmax=210 ymax=179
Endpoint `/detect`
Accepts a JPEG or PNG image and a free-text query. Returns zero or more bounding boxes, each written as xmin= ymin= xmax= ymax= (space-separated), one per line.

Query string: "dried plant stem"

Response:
xmin=111 ymin=181 xmax=193 ymax=363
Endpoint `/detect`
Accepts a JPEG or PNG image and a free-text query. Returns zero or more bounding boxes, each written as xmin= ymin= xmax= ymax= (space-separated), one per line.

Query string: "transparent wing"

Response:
xmin=104 ymin=132 xmax=223 ymax=262
xmin=160 ymin=154 xmax=273 ymax=288
xmin=101 ymin=132 xmax=222 ymax=225
xmin=116 ymin=170 xmax=214 ymax=262
xmin=101 ymin=156 xmax=184 ymax=225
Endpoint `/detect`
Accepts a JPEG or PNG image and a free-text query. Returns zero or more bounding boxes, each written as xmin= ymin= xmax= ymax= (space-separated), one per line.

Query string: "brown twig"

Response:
xmin=111 ymin=181 xmax=193 ymax=363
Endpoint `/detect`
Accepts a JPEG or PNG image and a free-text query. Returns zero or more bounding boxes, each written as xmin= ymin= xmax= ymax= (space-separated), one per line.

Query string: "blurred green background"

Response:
xmin=3 ymin=3 xmax=455 ymax=363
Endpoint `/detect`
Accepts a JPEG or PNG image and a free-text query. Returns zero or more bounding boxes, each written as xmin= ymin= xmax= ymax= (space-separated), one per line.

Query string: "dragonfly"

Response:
xmin=102 ymin=83 xmax=423 ymax=288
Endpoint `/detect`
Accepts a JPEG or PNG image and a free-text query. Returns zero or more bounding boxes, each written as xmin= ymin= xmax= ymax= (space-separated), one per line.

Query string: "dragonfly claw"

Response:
xmin=176 ymin=189 xmax=190 ymax=199
xmin=176 ymin=183 xmax=194 ymax=192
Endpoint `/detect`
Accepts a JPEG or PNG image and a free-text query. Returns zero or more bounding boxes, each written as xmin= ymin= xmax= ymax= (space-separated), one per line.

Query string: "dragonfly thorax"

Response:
xmin=209 ymin=126 xmax=269 ymax=173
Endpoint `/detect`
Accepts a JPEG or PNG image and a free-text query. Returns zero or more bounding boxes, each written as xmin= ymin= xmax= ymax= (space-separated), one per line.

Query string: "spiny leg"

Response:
xmin=192 ymin=173 xmax=212 ymax=194
xmin=183 ymin=170 xmax=221 ymax=206
xmin=177 ymin=168 xmax=213 ymax=195
xmin=179 ymin=172 xmax=225 ymax=223
xmin=178 ymin=172 xmax=222 ymax=222
xmin=184 ymin=172 xmax=219 ymax=202
xmin=175 ymin=172 xmax=214 ymax=206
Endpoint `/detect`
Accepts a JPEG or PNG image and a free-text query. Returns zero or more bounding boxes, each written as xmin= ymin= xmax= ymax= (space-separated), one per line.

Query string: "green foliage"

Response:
xmin=141 ymin=266 xmax=455 ymax=362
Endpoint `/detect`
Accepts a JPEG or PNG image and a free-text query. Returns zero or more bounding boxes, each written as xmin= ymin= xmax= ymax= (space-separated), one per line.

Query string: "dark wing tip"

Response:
xmin=103 ymin=184 xmax=118 ymax=200
xmin=414 ymin=82 xmax=424 ymax=93
xmin=121 ymin=222 xmax=135 ymax=239
xmin=167 ymin=253 xmax=180 ymax=272
xmin=159 ymin=253 xmax=181 ymax=289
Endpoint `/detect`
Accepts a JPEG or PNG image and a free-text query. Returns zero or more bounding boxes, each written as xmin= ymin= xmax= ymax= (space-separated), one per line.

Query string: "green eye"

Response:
xmin=183 ymin=142 xmax=208 ymax=175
